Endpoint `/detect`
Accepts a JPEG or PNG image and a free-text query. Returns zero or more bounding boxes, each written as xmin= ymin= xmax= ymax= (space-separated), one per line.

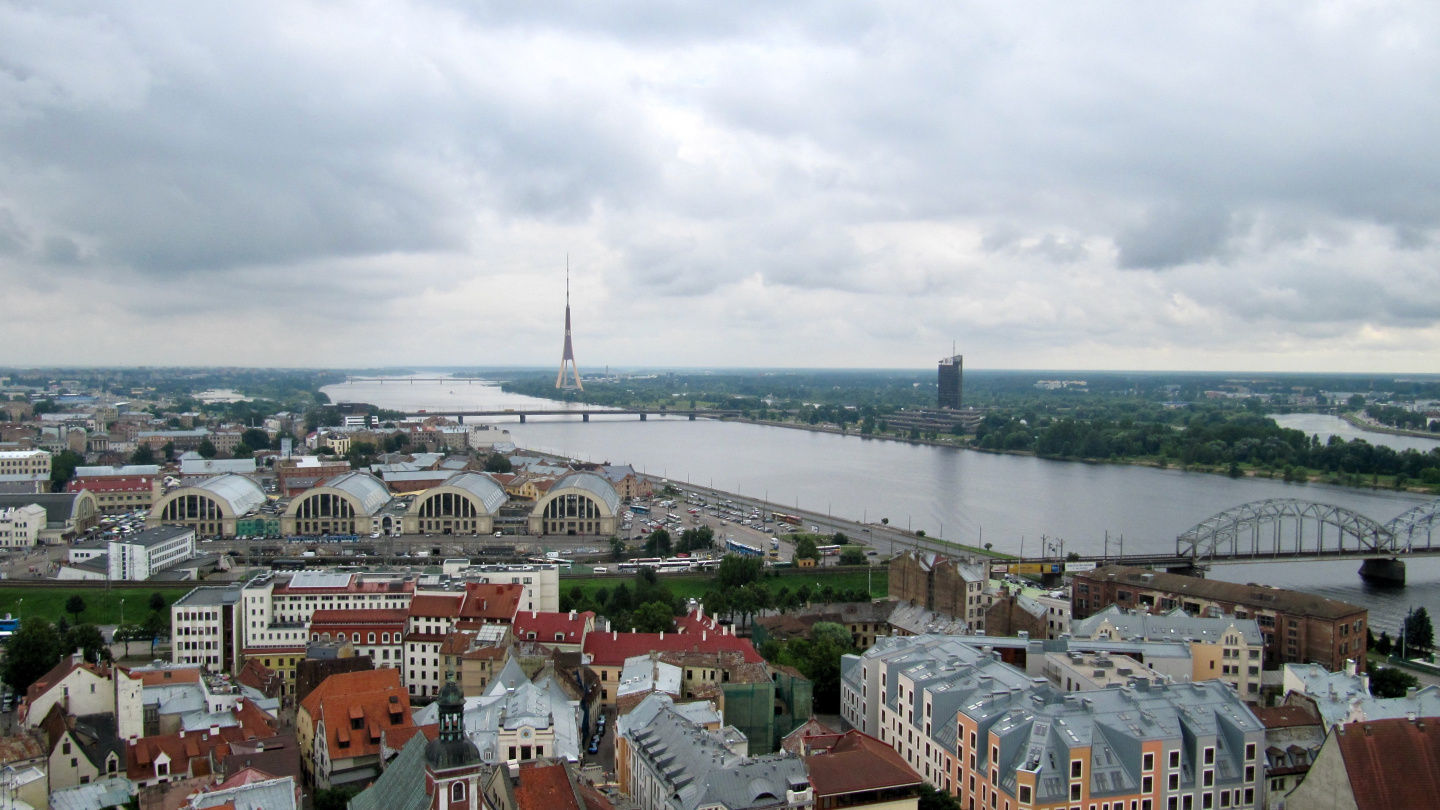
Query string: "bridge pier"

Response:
xmin=456 ymin=415 xmax=463 ymax=424
xmin=689 ymin=413 xmax=696 ymax=421
xmin=640 ymin=413 xmax=647 ymax=421
xmin=1164 ymin=563 xmax=1206 ymax=578
xmin=519 ymin=414 xmax=526 ymax=423
xmin=1360 ymin=557 xmax=1406 ymax=586
xmin=583 ymin=413 xmax=589 ymax=422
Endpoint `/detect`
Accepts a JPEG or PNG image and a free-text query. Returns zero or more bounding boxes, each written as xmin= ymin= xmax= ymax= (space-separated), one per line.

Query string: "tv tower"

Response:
xmin=555 ymin=258 xmax=583 ymax=391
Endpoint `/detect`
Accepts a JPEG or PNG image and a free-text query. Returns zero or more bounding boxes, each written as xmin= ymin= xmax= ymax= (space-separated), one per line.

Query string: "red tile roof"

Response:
xmin=459 ymin=583 xmax=523 ymax=624
xmin=1252 ymin=703 xmax=1322 ymax=730
xmin=127 ymin=725 xmax=264 ymax=782
xmin=513 ymin=762 xmax=581 ymax=810
xmin=1335 ymin=717 xmax=1440 ymax=810
xmin=805 ymin=731 xmax=923 ymax=798
xmin=674 ymin=608 xmax=726 ymax=636
xmin=582 ymin=629 xmax=762 ymax=667
xmin=66 ymin=476 xmax=154 ymax=493
xmin=310 ymin=609 xmax=409 ymax=626
xmin=24 ymin=659 xmax=110 ymax=707
xmin=128 ymin=665 xmax=203 ymax=688
xmin=408 ymin=594 xmax=462 ymax=619
xmin=513 ymin=611 xmax=593 ymax=646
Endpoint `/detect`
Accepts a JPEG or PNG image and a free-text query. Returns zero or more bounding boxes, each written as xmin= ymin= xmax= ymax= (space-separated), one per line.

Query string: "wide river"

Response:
xmin=325 ymin=378 xmax=1440 ymax=635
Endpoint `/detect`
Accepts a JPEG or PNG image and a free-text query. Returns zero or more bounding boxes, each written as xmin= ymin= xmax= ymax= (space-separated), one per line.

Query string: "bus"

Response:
xmin=816 ymin=544 xmax=841 ymax=556
xmin=725 ymin=538 xmax=764 ymax=557
xmin=631 ymin=504 xmax=651 ymax=515
xmin=771 ymin=512 xmax=801 ymax=525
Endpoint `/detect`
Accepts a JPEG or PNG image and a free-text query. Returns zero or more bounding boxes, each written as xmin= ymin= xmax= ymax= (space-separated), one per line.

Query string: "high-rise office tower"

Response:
xmin=938 ymin=353 xmax=962 ymax=409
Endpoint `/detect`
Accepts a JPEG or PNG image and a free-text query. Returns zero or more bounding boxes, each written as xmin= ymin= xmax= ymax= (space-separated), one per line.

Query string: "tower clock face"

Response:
xmin=520 ymin=728 xmax=532 ymax=739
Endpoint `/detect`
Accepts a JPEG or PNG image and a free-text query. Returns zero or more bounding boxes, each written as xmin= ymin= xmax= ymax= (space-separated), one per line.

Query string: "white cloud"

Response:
xmin=1 ymin=1 xmax=1439 ymax=371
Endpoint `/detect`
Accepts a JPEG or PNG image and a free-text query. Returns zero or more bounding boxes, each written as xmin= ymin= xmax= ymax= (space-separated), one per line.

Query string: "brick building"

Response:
xmin=981 ymin=585 xmax=1048 ymax=639
xmin=887 ymin=551 xmax=988 ymax=630
xmin=1072 ymin=566 xmax=1368 ymax=672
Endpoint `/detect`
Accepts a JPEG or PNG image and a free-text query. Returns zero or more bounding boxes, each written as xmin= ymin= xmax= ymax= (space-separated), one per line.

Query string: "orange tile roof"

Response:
xmin=459 ymin=583 xmax=523 ymax=623
xmin=299 ymin=668 xmax=404 ymax=719
xmin=805 ymin=731 xmax=923 ymax=798
xmin=315 ymin=688 xmax=413 ymax=762
xmin=127 ymin=726 xmax=258 ymax=782
xmin=513 ymin=762 xmax=581 ymax=810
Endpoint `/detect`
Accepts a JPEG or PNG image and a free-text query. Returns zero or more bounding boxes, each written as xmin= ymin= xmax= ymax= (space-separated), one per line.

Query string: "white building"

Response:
xmin=411 ymin=658 xmax=582 ymax=764
xmin=0 ymin=504 xmax=45 ymax=548
xmin=458 ymin=564 xmax=560 ymax=613
xmin=171 ymin=585 xmax=244 ymax=673
xmin=0 ymin=450 xmax=50 ymax=492
xmin=108 ymin=526 xmax=196 ymax=580
xmin=18 ymin=658 xmax=144 ymax=740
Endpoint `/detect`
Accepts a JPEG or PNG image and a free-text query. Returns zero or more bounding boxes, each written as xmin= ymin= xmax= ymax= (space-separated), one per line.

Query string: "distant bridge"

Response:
xmin=403 ymin=408 xmax=741 ymax=423
xmin=1006 ymin=497 xmax=1440 ymax=584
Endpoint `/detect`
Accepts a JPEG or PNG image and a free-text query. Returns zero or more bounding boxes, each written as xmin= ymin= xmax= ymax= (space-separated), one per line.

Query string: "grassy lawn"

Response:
xmin=560 ymin=566 xmax=888 ymax=602
xmin=0 ymin=587 xmax=195 ymax=626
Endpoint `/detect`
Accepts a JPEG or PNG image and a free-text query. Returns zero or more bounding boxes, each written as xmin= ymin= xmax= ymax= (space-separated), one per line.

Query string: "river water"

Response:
xmin=1270 ymin=412 xmax=1440 ymax=453
xmin=325 ymin=378 xmax=1440 ymax=636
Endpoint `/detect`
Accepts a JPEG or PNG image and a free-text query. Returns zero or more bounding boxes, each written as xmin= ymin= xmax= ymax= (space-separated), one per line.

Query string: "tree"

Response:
xmin=840 ymin=546 xmax=867 ymax=566
xmin=483 ymin=453 xmax=513 ymax=473
xmin=161 ymin=441 xmax=175 ymax=460
xmin=113 ymin=622 xmax=143 ymax=656
xmin=916 ymin=785 xmax=961 ymax=810
xmin=129 ymin=445 xmax=157 ymax=466
xmin=149 ymin=592 xmax=167 ymax=612
xmin=832 ymin=532 xmax=848 ymax=545
xmin=65 ymin=595 xmax=86 ymax=622
xmin=49 ymin=449 xmax=85 ymax=492
xmin=232 ymin=441 xmax=254 ymax=459
xmin=633 ymin=602 xmax=676 ymax=633
xmin=1375 ymin=630 xmax=1393 ymax=656
xmin=915 ymin=530 xmax=926 ymax=538
xmin=880 ymin=518 xmax=889 ymax=526
xmin=718 ymin=555 xmax=761 ymax=589
xmin=794 ymin=535 xmax=820 ymax=564
xmin=0 ymin=618 xmax=64 ymax=691
xmin=644 ymin=529 xmax=672 ymax=557
xmin=315 ymin=786 xmax=364 ymax=810
xmin=1370 ymin=666 xmax=1421 ymax=698
xmin=143 ymin=611 xmax=169 ymax=655
xmin=241 ymin=428 xmax=271 ymax=451
xmin=1401 ymin=607 xmax=1435 ymax=654
xmin=66 ymin=624 xmax=109 ymax=664
xmin=609 ymin=536 xmax=625 ymax=561
xmin=197 ymin=438 xmax=217 ymax=459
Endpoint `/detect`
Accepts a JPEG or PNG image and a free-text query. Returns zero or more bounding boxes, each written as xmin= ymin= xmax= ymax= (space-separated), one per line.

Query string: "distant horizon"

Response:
xmin=4 ymin=365 xmax=1440 ymax=380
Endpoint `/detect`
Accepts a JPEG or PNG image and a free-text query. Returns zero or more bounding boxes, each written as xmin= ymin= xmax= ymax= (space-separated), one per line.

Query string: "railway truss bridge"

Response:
xmin=1014 ymin=497 xmax=1440 ymax=585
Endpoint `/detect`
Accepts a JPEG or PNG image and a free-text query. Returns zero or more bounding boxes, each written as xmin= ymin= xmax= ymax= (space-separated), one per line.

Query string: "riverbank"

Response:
xmin=1340 ymin=411 xmax=1440 ymax=441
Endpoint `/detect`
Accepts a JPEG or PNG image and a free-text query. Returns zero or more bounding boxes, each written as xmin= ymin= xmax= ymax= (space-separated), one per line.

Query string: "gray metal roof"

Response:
xmin=0 ymin=492 xmax=87 ymax=525
xmin=322 ymin=472 xmax=393 ymax=515
xmin=185 ymin=473 xmax=267 ymax=516
xmin=545 ymin=472 xmax=620 ymax=514
xmin=1072 ymin=605 xmax=1264 ymax=646
xmin=116 ymin=525 xmax=194 ymax=548
xmin=191 ymin=775 xmax=297 ymax=810
xmin=436 ymin=472 xmax=508 ymax=514
xmin=348 ymin=731 xmax=429 ymax=810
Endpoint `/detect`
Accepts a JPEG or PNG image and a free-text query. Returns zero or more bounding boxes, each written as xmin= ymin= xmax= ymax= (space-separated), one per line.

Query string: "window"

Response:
xmin=451 ymin=782 xmax=466 ymax=802
xmin=1142 ymin=777 xmax=1152 ymax=793
xmin=1204 ymin=748 xmax=1214 ymax=765
xmin=1072 ymin=761 xmax=1083 ymax=779
xmin=1143 ymin=753 xmax=1154 ymax=772
xmin=1071 ymin=784 xmax=1081 ymax=801
xmin=1244 ymin=743 xmax=1255 ymax=761
xmin=1019 ymin=786 xmax=1031 ymax=804
xmin=1169 ymin=751 xmax=1180 ymax=769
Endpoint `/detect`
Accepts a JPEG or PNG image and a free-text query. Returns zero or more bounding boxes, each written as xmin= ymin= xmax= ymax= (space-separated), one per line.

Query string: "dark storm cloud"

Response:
xmin=0 ymin=1 xmax=1438 ymax=369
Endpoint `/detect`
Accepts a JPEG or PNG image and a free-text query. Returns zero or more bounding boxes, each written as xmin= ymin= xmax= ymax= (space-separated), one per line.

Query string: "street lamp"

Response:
xmin=120 ymin=599 xmax=125 ymax=625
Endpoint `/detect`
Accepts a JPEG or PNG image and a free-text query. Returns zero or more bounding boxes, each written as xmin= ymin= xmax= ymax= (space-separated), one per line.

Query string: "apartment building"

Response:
xmin=108 ymin=526 xmax=196 ymax=581
xmin=171 ymin=585 xmax=243 ymax=673
xmin=67 ymin=464 xmax=162 ymax=514
xmin=308 ymin=609 xmax=407 ymax=670
xmin=1072 ymin=607 xmax=1266 ymax=699
xmin=1073 ymin=567 xmax=1367 ymax=672
xmin=841 ymin=635 xmax=1267 ymax=810
xmin=889 ymin=551 xmax=989 ymax=630
xmin=0 ymin=504 xmax=45 ymax=548
xmin=0 ymin=449 xmax=50 ymax=491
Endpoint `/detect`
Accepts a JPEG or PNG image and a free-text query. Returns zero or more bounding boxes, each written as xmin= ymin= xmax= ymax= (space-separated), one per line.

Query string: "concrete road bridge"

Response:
xmin=1008 ymin=497 xmax=1440 ymax=585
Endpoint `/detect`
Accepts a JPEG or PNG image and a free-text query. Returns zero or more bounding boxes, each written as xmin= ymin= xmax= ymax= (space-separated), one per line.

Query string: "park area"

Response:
xmin=0 ymin=587 xmax=194 ymax=627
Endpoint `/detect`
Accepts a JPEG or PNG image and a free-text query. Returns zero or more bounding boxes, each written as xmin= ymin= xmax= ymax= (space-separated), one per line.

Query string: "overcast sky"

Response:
xmin=3 ymin=2 xmax=1439 ymax=372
